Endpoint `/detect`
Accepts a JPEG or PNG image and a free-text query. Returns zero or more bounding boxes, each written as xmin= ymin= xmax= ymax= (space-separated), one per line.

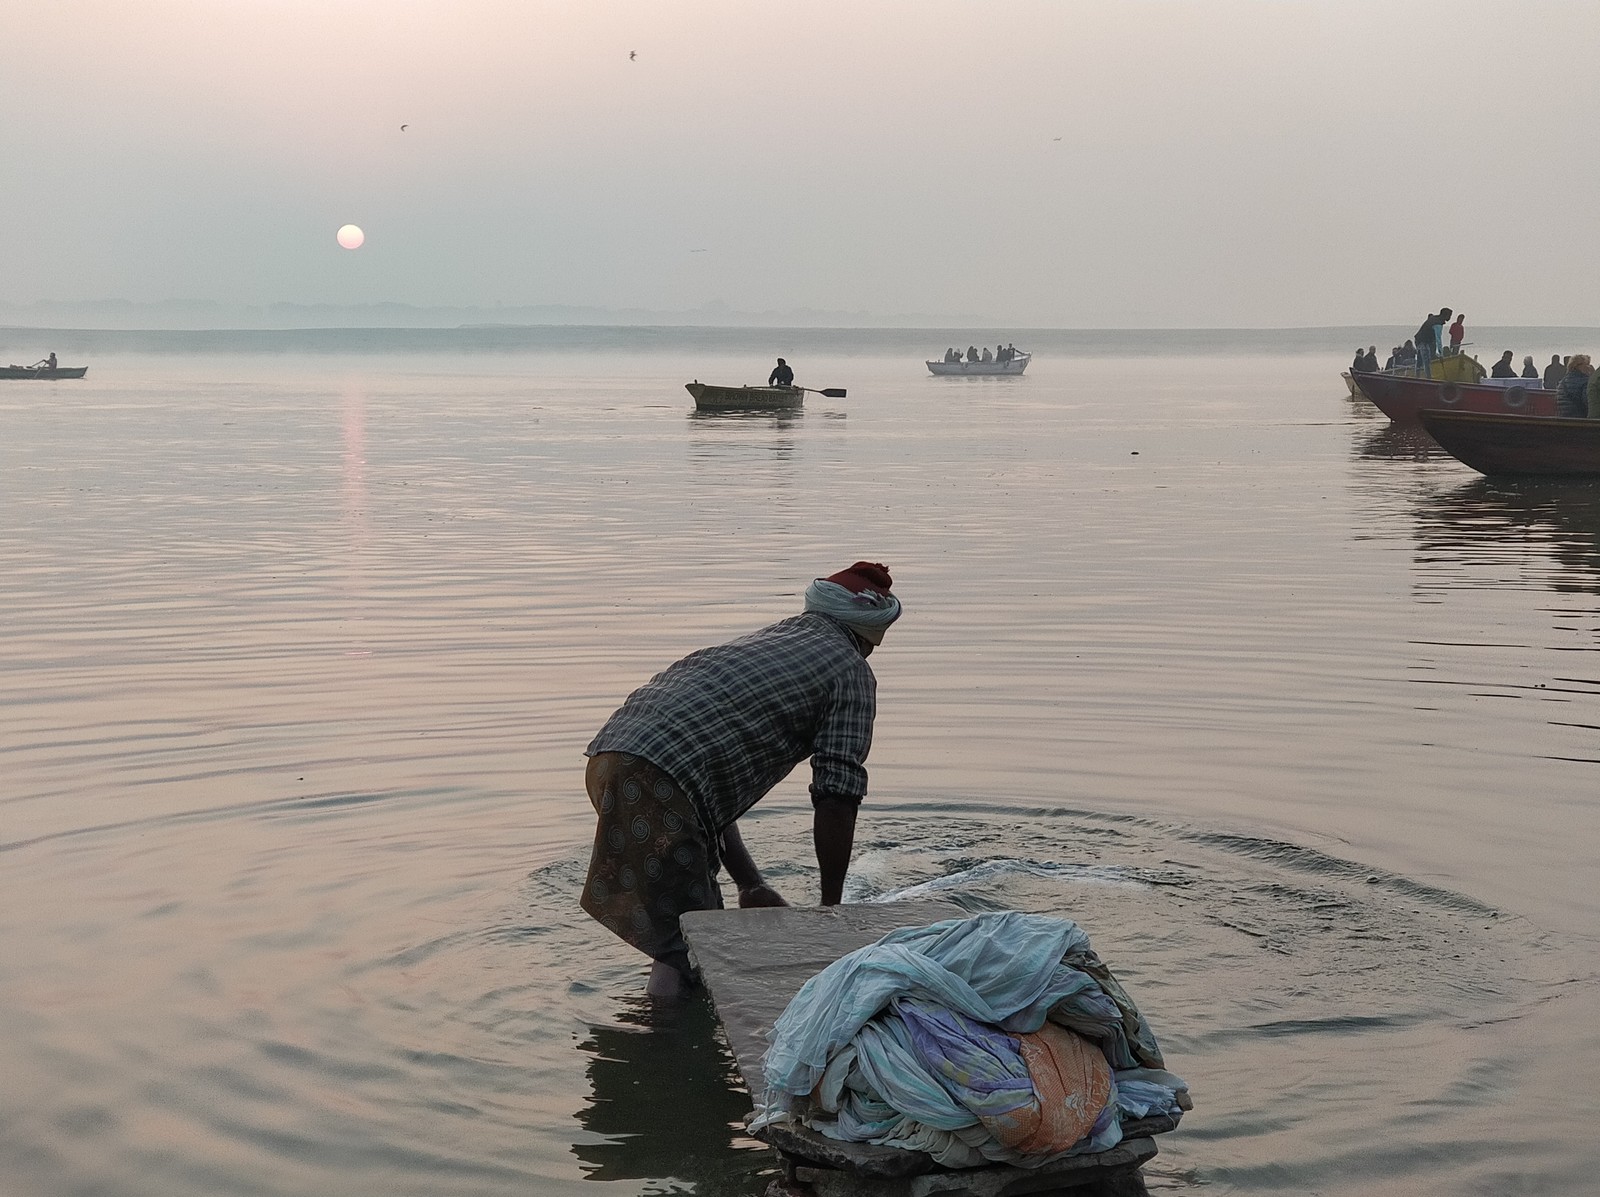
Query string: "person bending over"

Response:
xmin=580 ymin=562 xmax=903 ymax=997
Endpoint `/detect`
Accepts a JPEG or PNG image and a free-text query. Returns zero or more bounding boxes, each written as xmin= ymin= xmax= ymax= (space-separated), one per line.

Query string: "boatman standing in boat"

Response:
xmin=1413 ymin=307 xmax=1451 ymax=379
xmin=580 ymin=562 xmax=903 ymax=998
xmin=768 ymin=357 xmax=795 ymax=387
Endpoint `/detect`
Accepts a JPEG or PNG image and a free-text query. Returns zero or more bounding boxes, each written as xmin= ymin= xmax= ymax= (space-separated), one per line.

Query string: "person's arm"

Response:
xmin=812 ymin=794 xmax=859 ymax=906
xmin=806 ymin=645 xmax=876 ymax=905
xmin=720 ymin=822 xmax=788 ymax=907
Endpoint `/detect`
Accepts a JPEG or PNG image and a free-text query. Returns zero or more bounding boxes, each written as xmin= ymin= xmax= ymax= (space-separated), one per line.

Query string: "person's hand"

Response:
xmin=738 ymin=883 xmax=789 ymax=909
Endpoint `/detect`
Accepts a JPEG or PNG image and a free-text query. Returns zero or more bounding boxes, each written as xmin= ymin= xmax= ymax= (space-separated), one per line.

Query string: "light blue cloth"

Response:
xmin=753 ymin=911 xmax=1187 ymax=1168
xmin=802 ymin=578 xmax=901 ymax=643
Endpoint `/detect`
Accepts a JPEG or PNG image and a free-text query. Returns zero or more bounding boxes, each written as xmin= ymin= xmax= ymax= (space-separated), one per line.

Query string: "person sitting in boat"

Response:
xmin=1361 ymin=346 xmax=1380 ymax=372
xmin=768 ymin=358 xmax=795 ymax=387
xmin=943 ymin=348 xmax=958 ymax=363
xmin=1521 ymin=356 xmax=1539 ymax=380
xmin=46 ymin=352 xmax=57 ymax=370
xmin=1396 ymin=340 xmax=1417 ymax=367
xmin=1544 ymin=354 xmax=1566 ymax=390
xmin=1557 ymin=355 xmax=1592 ymax=418
xmin=966 ymin=345 xmax=980 ymax=363
xmin=1005 ymin=342 xmax=1017 ymax=361
xmin=1491 ymin=350 xmax=1517 ymax=379
xmin=980 ymin=347 xmax=993 ymax=363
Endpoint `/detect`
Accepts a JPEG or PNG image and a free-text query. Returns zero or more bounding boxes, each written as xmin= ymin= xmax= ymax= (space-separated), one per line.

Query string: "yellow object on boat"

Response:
xmin=1431 ymin=354 xmax=1486 ymax=383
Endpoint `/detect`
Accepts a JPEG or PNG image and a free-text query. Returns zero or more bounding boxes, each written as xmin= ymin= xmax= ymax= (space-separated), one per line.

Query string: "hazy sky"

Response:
xmin=6 ymin=0 xmax=1597 ymax=326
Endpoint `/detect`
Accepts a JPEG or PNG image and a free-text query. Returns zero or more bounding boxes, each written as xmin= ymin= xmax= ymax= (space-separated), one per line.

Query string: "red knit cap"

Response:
xmin=823 ymin=562 xmax=894 ymax=596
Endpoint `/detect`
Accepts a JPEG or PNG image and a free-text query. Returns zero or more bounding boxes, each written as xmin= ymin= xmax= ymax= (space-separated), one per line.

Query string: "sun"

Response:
xmin=336 ymin=224 xmax=365 ymax=250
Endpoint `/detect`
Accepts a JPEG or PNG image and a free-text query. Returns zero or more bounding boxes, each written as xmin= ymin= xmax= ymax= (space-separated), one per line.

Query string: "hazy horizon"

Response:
xmin=15 ymin=296 xmax=1600 ymax=334
xmin=7 ymin=1 xmax=1595 ymax=327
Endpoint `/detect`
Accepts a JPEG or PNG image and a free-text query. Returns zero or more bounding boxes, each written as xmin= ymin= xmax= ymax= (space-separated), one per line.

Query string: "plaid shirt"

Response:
xmin=586 ymin=613 xmax=877 ymax=835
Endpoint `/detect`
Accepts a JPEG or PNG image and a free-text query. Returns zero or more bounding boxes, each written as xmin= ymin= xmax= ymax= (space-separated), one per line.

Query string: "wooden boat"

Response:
xmin=685 ymin=381 xmax=803 ymax=411
xmin=1342 ymin=365 xmax=1414 ymax=397
xmin=927 ymin=352 xmax=1030 ymax=376
xmin=1419 ymin=409 xmax=1600 ymax=477
xmin=2 ymin=364 xmax=88 ymax=379
xmin=1353 ymin=372 xmax=1556 ymax=423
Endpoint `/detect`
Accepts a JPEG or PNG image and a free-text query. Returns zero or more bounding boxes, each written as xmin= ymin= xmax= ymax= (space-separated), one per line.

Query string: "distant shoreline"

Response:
xmin=7 ymin=322 xmax=1600 ymax=335
xmin=5 ymin=302 xmax=1599 ymax=338
xmin=7 ymin=324 xmax=1598 ymax=359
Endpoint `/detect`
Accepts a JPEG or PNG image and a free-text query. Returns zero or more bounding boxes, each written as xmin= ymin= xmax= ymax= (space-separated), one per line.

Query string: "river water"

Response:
xmin=4 ymin=330 xmax=1599 ymax=1196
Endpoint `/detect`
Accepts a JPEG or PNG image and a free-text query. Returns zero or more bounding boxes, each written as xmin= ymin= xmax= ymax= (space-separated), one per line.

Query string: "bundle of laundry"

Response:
xmin=751 ymin=910 xmax=1189 ymax=1169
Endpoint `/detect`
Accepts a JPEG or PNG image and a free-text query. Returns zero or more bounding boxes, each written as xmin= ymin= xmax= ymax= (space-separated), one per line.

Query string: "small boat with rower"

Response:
xmin=2 ymin=362 xmax=88 ymax=380
xmin=685 ymin=381 xmax=845 ymax=411
xmin=686 ymin=381 xmax=803 ymax=411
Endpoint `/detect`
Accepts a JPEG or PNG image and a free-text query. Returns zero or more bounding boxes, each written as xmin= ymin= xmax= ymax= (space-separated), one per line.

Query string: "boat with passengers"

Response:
xmin=927 ymin=347 xmax=1030 ymax=376
xmin=1351 ymin=352 xmax=1556 ymax=423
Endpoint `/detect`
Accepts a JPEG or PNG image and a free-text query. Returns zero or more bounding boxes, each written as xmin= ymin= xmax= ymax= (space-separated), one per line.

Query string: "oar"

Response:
xmin=799 ymin=386 xmax=847 ymax=398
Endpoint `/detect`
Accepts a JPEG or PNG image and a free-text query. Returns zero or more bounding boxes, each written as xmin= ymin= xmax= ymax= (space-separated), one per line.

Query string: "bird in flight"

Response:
xmin=401 ymin=124 xmax=409 ymax=131
xmin=629 ymin=50 xmax=636 ymax=60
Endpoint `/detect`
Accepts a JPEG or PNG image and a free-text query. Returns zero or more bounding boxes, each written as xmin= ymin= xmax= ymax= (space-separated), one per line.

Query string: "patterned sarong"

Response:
xmin=580 ymin=752 xmax=722 ymax=978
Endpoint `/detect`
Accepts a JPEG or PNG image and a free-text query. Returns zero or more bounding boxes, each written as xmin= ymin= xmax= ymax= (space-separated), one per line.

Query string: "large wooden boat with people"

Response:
xmin=2 ymin=363 xmax=88 ymax=379
xmin=685 ymin=381 xmax=804 ymax=411
xmin=1352 ymin=371 xmax=1557 ymax=423
xmin=1419 ymin=409 xmax=1600 ymax=477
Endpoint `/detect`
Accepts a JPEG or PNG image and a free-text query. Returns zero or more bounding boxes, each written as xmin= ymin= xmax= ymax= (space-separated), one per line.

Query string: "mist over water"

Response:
xmin=3 ymin=335 xmax=1599 ymax=1196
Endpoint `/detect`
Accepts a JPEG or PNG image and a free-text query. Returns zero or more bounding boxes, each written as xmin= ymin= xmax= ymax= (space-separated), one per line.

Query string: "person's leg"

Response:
xmin=579 ymin=753 xmax=719 ymax=995
xmin=648 ymin=959 xmax=690 ymax=997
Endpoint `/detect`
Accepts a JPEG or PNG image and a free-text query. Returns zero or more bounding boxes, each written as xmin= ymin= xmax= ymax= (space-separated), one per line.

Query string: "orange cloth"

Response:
xmin=979 ymin=1023 xmax=1112 ymax=1156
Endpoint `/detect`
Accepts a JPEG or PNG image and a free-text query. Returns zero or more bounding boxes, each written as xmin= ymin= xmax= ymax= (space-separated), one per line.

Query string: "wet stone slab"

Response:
xmin=679 ymin=903 xmax=1167 ymax=1197
xmin=680 ymin=900 xmax=968 ymax=1099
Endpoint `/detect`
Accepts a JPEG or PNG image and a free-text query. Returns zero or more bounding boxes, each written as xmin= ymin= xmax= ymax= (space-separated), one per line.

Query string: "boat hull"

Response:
xmin=1 ymin=365 xmax=88 ymax=379
xmin=926 ymin=354 xmax=1030 ymax=376
xmin=1419 ymin=409 xmax=1600 ymax=477
xmin=685 ymin=382 xmax=802 ymax=411
xmin=1353 ymin=372 xmax=1555 ymax=422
